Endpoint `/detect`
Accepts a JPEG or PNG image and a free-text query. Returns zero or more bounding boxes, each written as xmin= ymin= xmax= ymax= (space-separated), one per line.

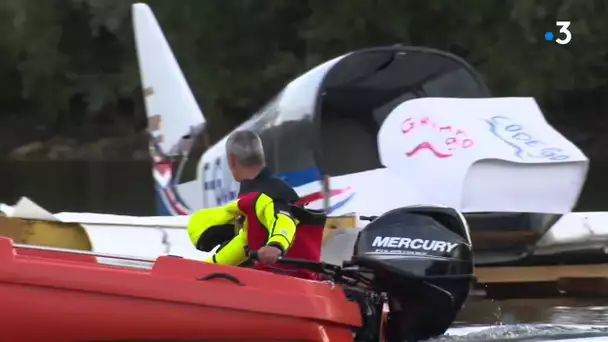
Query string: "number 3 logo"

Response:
xmin=555 ymin=21 xmax=572 ymax=45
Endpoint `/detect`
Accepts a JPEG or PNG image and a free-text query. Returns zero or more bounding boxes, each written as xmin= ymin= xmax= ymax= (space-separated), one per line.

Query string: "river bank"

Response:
xmin=3 ymin=126 xmax=608 ymax=161
xmin=7 ymin=133 xmax=150 ymax=161
xmin=2 ymin=106 xmax=608 ymax=161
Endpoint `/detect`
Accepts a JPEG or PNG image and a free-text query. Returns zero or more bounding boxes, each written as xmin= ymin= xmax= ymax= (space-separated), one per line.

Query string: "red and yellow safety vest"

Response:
xmin=187 ymin=192 xmax=326 ymax=280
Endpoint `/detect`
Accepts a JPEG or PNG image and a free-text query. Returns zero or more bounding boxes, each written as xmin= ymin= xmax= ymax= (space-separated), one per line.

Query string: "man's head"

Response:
xmin=225 ymin=130 xmax=266 ymax=182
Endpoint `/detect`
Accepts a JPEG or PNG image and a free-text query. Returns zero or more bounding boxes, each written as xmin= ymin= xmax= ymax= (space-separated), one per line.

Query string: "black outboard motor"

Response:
xmin=351 ymin=206 xmax=474 ymax=342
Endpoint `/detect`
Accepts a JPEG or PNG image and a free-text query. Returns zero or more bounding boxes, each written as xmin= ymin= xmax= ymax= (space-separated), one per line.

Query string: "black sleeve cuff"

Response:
xmin=266 ymin=242 xmax=285 ymax=255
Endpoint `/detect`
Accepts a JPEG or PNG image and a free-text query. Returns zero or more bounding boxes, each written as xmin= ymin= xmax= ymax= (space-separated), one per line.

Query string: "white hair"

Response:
xmin=225 ymin=130 xmax=265 ymax=166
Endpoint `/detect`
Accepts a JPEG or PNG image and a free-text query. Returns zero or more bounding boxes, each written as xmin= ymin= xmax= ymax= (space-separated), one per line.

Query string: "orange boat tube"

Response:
xmin=0 ymin=237 xmax=361 ymax=342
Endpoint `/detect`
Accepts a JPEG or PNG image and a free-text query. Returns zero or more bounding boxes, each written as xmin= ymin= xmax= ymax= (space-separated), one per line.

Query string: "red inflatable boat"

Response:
xmin=0 ymin=237 xmax=362 ymax=342
xmin=0 ymin=206 xmax=475 ymax=342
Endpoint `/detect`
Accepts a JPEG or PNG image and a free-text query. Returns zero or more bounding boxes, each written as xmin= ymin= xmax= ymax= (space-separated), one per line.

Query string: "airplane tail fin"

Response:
xmin=133 ymin=3 xmax=204 ymax=215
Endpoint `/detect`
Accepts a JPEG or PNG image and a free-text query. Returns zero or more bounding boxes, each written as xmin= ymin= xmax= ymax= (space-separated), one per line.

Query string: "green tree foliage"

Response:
xmin=0 ymin=0 xmax=606 ymax=138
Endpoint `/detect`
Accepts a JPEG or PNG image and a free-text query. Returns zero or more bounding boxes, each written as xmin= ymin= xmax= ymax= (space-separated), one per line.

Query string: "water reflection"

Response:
xmin=456 ymin=298 xmax=608 ymax=326
xmin=0 ymin=161 xmax=155 ymax=215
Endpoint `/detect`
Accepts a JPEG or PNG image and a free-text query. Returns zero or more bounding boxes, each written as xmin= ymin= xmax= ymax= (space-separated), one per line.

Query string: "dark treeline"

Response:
xmin=1 ymin=0 xmax=607 ymax=159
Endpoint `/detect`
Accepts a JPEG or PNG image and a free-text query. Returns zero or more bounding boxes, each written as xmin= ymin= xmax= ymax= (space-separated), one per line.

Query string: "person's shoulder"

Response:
xmin=269 ymin=175 xmax=291 ymax=187
xmin=268 ymin=176 xmax=299 ymax=201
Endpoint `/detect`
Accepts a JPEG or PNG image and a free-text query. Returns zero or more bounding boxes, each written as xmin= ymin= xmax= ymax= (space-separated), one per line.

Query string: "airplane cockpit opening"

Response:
xmin=316 ymin=46 xmax=491 ymax=178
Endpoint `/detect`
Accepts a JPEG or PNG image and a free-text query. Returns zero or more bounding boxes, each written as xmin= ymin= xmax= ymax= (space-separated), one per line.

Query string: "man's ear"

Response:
xmin=227 ymin=153 xmax=235 ymax=168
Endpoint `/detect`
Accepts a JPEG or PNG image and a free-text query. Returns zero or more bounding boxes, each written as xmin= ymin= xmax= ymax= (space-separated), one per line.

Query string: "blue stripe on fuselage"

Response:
xmin=154 ymin=185 xmax=172 ymax=216
xmin=156 ymin=166 xmax=324 ymax=215
xmin=276 ymin=167 xmax=322 ymax=188
xmin=202 ymin=167 xmax=321 ymax=190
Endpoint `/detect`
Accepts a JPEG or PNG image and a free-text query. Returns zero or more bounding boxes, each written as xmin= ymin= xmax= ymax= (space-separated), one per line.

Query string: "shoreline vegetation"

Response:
xmin=0 ymin=0 xmax=607 ymax=161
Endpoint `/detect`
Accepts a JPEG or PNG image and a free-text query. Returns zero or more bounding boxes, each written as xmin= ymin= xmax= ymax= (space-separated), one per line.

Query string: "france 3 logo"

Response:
xmin=544 ymin=21 xmax=572 ymax=45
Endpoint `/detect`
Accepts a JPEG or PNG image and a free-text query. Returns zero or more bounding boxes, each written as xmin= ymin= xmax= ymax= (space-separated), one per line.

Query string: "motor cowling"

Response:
xmin=351 ymin=206 xmax=474 ymax=342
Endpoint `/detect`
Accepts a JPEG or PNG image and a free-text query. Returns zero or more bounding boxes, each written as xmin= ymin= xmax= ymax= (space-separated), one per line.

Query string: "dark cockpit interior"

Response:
xmin=317 ymin=47 xmax=491 ymax=177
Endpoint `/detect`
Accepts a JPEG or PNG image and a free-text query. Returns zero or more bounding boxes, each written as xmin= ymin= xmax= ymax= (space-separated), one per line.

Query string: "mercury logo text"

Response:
xmin=372 ymin=236 xmax=458 ymax=253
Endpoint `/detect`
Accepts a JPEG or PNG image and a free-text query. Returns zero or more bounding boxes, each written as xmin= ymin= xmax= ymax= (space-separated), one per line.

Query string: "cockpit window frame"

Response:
xmin=311 ymin=46 xmax=492 ymax=178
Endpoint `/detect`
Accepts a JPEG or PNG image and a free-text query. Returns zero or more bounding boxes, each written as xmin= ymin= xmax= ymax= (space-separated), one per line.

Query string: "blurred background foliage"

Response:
xmin=0 ymin=0 xmax=606 ymax=157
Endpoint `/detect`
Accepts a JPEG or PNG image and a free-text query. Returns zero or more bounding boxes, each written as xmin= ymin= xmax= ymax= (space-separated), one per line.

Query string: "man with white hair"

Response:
xmin=187 ymin=130 xmax=326 ymax=280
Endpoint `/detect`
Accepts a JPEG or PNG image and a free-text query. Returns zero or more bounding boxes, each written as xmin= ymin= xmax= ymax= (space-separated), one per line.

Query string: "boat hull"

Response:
xmin=0 ymin=238 xmax=360 ymax=342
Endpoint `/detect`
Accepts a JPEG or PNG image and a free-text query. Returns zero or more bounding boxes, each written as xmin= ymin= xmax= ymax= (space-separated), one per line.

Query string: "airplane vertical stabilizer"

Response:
xmin=133 ymin=3 xmax=205 ymax=215
xmin=132 ymin=3 xmax=205 ymax=154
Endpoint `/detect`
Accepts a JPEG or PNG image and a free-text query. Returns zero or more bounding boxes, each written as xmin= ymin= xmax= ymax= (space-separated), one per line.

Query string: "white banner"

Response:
xmin=373 ymin=97 xmax=588 ymax=213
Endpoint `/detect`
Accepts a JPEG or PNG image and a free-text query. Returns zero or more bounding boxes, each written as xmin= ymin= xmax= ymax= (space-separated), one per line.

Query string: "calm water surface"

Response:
xmin=457 ymin=298 xmax=608 ymax=326
xmin=437 ymin=298 xmax=608 ymax=341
